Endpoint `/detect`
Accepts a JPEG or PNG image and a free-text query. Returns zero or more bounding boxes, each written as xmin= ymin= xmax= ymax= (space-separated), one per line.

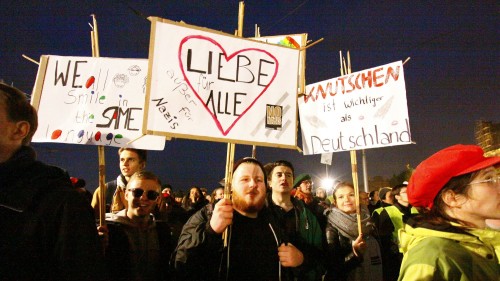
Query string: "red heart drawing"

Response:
xmin=179 ymin=35 xmax=279 ymax=136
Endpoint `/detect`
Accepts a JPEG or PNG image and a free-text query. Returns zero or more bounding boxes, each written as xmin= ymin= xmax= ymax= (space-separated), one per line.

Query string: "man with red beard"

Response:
xmin=173 ymin=157 xmax=299 ymax=281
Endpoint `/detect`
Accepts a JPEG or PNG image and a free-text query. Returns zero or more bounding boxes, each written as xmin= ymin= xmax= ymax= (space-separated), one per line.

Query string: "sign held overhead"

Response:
xmin=299 ymin=61 xmax=412 ymax=154
xmin=144 ymin=18 xmax=300 ymax=149
xmin=31 ymin=55 xmax=165 ymax=150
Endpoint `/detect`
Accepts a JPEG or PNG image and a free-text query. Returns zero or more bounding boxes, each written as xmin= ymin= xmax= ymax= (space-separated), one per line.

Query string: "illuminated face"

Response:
xmin=299 ymin=180 xmax=313 ymax=194
xmin=456 ymin=167 xmax=500 ymax=228
xmin=232 ymin=162 xmax=266 ymax=215
xmin=316 ymin=188 xmax=327 ymax=199
xmin=335 ymin=186 xmax=356 ymax=214
xmin=119 ymin=150 xmax=144 ymax=179
xmin=268 ymin=165 xmax=293 ymax=194
xmin=189 ymin=187 xmax=200 ymax=202
xmin=162 ymin=187 xmax=172 ymax=195
xmin=214 ymin=188 xmax=224 ymax=200
xmin=125 ymin=178 xmax=160 ymax=219
xmin=396 ymin=187 xmax=409 ymax=206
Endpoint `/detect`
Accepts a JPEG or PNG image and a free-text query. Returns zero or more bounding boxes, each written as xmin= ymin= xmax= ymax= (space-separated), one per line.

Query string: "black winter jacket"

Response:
xmin=0 ymin=146 xmax=105 ymax=280
xmin=324 ymin=226 xmax=362 ymax=281
xmin=172 ymin=204 xmax=290 ymax=281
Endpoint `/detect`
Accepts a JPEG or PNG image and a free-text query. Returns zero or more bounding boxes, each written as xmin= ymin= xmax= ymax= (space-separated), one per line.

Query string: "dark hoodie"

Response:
xmin=105 ymin=210 xmax=174 ymax=281
xmin=0 ymin=146 xmax=105 ymax=280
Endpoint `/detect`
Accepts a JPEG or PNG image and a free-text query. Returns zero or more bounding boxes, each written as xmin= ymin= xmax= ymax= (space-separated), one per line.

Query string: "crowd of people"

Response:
xmin=1 ymin=81 xmax=499 ymax=281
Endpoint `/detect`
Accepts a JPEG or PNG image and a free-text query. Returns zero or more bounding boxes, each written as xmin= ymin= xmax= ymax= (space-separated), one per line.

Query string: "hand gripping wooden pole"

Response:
xmin=222 ymin=1 xmax=245 ymax=247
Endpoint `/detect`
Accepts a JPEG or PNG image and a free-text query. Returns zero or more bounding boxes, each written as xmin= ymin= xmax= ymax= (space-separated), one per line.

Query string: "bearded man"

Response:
xmin=172 ymin=157 xmax=300 ymax=281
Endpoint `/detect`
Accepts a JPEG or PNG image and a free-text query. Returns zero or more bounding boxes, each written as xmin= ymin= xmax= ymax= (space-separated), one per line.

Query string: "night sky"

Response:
xmin=1 ymin=1 xmax=498 ymax=192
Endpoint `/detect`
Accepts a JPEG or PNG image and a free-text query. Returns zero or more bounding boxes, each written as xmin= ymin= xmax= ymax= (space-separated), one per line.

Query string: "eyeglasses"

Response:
xmin=467 ymin=175 xmax=500 ymax=186
xmin=128 ymin=188 xmax=160 ymax=200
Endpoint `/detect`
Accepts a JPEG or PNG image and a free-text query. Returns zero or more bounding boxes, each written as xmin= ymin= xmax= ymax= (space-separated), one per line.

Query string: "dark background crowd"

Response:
xmin=2 ymin=83 xmax=498 ymax=279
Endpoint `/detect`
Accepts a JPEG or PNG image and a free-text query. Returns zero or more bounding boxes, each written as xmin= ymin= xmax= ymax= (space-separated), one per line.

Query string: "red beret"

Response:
xmin=408 ymin=144 xmax=500 ymax=209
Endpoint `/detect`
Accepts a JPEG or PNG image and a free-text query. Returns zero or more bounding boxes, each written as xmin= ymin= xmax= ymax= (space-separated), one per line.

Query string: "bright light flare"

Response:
xmin=321 ymin=178 xmax=335 ymax=192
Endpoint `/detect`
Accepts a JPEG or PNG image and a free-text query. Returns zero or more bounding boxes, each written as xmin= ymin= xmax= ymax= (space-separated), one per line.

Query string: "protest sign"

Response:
xmin=299 ymin=61 xmax=412 ymax=154
xmin=320 ymin=153 xmax=333 ymax=165
xmin=31 ymin=55 xmax=165 ymax=150
xmin=250 ymin=34 xmax=307 ymax=93
xmin=144 ymin=18 xmax=300 ymax=149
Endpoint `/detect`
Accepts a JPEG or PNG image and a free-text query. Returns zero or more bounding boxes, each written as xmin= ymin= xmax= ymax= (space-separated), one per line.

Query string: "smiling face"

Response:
xmin=214 ymin=188 xmax=224 ymax=200
xmin=268 ymin=165 xmax=294 ymax=194
xmin=125 ymin=178 xmax=160 ymax=220
xmin=334 ymin=185 xmax=356 ymax=214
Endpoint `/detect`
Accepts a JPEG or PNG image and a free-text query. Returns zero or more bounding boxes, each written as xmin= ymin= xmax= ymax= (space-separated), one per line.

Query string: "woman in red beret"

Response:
xmin=398 ymin=144 xmax=500 ymax=280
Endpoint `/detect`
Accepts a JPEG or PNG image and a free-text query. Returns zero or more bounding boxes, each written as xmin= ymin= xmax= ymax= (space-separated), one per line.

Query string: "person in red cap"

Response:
xmin=398 ymin=144 xmax=500 ymax=280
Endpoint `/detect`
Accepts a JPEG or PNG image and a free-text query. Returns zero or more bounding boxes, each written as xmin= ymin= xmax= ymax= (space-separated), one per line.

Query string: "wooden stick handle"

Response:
xmin=222 ymin=142 xmax=235 ymax=247
xmin=22 ymin=54 xmax=40 ymax=65
xmin=237 ymin=2 xmax=245 ymax=37
xmin=98 ymin=146 xmax=106 ymax=226
xmin=350 ymin=150 xmax=362 ymax=235
xmin=91 ymin=14 xmax=106 ymax=226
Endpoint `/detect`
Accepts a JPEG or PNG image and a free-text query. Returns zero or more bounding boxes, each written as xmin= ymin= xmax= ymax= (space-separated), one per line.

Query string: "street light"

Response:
xmin=321 ymin=178 xmax=335 ymax=192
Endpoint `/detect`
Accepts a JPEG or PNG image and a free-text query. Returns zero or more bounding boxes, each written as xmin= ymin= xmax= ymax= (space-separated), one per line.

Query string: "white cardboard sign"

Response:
xmin=144 ymin=18 xmax=300 ymax=148
xmin=299 ymin=61 xmax=412 ymax=154
xmin=31 ymin=55 xmax=165 ymax=150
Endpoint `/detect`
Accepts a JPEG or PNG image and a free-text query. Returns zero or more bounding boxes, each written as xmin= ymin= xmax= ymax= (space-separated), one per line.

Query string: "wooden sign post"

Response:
xmin=222 ymin=1 xmax=245 ymax=247
xmin=339 ymin=51 xmax=362 ymax=235
xmin=91 ymin=14 xmax=107 ymax=227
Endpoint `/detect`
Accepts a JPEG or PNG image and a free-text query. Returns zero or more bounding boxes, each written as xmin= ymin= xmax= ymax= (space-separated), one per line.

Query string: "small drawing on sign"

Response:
xmin=128 ymin=65 xmax=141 ymax=76
xmin=113 ymin=74 xmax=129 ymax=88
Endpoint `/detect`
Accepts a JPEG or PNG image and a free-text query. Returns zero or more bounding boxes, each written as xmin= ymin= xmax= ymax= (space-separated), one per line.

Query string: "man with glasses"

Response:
xmin=293 ymin=173 xmax=328 ymax=231
xmin=0 ymin=82 xmax=105 ymax=280
xmin=104 ymin=170 xmax=174 ymax=280
xmin=398 ymin=145 xmax=499 ymax=280
xmin=372 ymin=183 xmax=418 ymax=281
xmin=91 ymin=147 xmax=147 ymax=216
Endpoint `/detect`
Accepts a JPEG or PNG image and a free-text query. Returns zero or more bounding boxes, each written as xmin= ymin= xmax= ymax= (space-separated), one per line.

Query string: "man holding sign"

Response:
xmin=173 ymin=157 xmax=304 ymax=280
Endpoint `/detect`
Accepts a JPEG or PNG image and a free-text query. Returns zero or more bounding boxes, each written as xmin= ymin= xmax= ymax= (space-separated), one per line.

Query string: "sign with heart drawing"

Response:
xmin=145 ymin=17 xmax=300 ymax=149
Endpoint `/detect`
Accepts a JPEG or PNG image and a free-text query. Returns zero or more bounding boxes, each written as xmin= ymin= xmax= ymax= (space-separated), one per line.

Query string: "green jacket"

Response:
xmin=267 ymin=196 xmax=325 ymax=280
xmin=295 ymin=199 xmax=323 ymax=249
xmin=398 ymin=223 xmax=500 ymax=281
